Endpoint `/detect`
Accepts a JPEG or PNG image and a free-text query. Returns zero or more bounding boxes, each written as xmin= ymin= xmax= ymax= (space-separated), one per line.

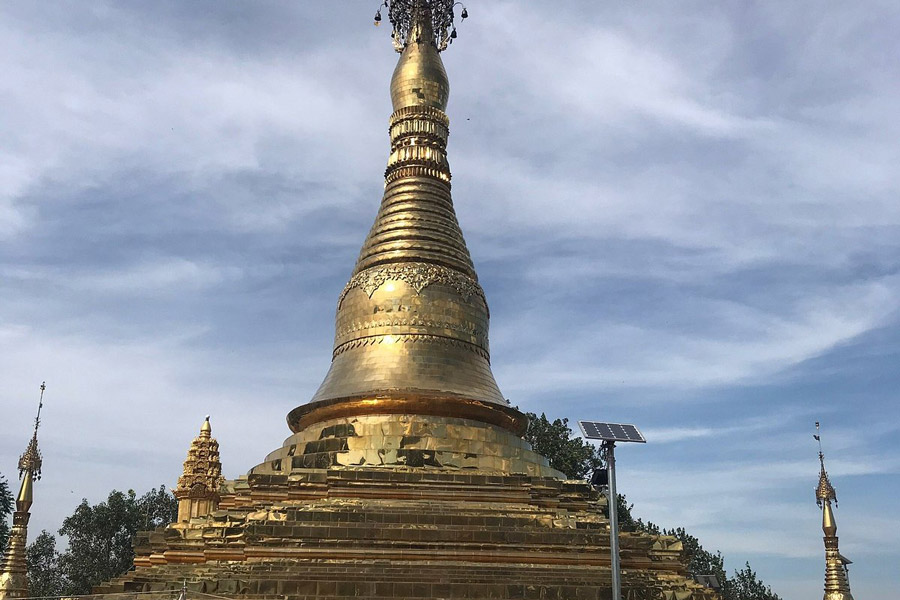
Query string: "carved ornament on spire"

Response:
xmin=816 ymin=453 xmax=837 ymax=508
xmin=17 ymin=382 xmax=44 ymax=481
xmin=0 ymin=382 xmax=46 ymax=600
xmin=175 ymin=416 xmax=222 ymax=523
xmin=374 ymin=0 xmax=468 ymax=52
xmin=814 ymin=421 xmax=837 ymax=508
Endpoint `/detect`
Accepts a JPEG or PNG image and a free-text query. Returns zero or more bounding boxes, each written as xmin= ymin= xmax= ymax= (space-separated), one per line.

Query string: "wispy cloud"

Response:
xmin=1 ymin=2 xmax=898 ymax=599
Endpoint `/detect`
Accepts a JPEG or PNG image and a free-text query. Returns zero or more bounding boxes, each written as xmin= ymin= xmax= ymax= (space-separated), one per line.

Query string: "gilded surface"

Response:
xmin=816 ymin=454 xmax=837 ymax=507
xmin=88 ymin=4 xmax=721 ymax=600
xmin=301 ymin=0 xmax=512 ymax=420
xmin=287 ymin=395 xmax=528 ymax=436
xmin=175 ymin=417 xmax=222 ymax=523
xmin=0 ymin=508 xmax=30 ymax=600
xmin=339 ymin=262 xmax=485 ymax=307
xmin=98 ymin=464 xmax=716 ymax=600
xmin=0 ymin=388 xmax=43 ymax=600
xmin=257 ymin=414 xmax=560 ymax=478
xmin=817 ymin=452 xmax=854 ymax=600
xmin=16 ymin=435 xmax=41 ymax=481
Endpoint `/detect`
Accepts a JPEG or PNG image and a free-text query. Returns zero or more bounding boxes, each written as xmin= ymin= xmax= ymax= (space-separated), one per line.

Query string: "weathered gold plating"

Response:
xmin=288 ymin=394 xmax=528 ymax=436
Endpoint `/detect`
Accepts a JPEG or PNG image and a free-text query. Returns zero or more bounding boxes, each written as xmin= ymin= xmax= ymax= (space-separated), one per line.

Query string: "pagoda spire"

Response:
xmin=814 ymin=422 xmax=855 ymax=600
xmin=174 ymin=416 xmax=222 ymax=523
xmin=0 ymin=383 xmax=45 ymax=600
xmin=290 ymin=1 xmax=526 ymax=435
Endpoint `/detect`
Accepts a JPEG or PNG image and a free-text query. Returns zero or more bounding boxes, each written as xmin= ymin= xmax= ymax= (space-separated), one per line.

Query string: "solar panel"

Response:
xmin=578 ymin=421 xmax=646 ymax=443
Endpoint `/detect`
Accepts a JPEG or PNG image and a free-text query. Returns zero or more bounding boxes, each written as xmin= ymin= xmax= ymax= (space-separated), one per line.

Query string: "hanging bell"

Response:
xmin=374 ymin=10 xmax=382 ymax=25
xmin=450 ymin=27 xmax=457 ymax=39
xmin=461 ymin=7 xmax=468 ymax=19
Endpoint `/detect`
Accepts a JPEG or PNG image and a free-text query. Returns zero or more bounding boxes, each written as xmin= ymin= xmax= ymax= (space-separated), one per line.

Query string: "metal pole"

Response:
xmin=606 ymin=440 xmax=621 ymax=600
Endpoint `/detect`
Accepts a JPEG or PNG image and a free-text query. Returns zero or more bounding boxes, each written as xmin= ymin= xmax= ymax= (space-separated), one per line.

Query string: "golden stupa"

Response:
xmin=0 ymin=384 xmax=45 ymax=600
xmin=92 ymin=3 xmax=716 ymax=599
xmin=815 ymin=426 xmax=855 ymax=600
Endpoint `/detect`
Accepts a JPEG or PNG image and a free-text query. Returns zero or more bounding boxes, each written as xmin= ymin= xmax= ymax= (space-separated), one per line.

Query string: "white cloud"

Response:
xmin=494 ymin=275 xmax=900 ymax=394
xmin=1 ymin=2 xmax=898 ymax=598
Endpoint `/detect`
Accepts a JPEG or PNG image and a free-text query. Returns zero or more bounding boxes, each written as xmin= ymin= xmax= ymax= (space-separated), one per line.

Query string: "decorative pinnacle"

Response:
xmin=374 ymin=0 xmax=468 ymax=52
xmin=814 ymin=422 xmax=836 ymax=508
xmin=17 ymin=382 xmax=44 ymax=481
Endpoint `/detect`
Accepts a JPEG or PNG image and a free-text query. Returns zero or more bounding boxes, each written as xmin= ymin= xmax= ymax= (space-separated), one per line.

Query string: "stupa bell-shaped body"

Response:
xmin=289 ymin=6 xmax=521 ymax=434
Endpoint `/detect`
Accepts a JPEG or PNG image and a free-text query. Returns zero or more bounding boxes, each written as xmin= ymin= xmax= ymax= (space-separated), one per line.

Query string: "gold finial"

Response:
xmin=17 ymin=382 xmax=44 ymax=482
xmin=200 ymin=415 xmax=212 ymax=436
xmin=377 ymin=0 xmax=469 ymax=53
xmin=814 ymin=422 xmax=836 ymax=508
xmin=814 ymin=422 xmax=855 ymax=600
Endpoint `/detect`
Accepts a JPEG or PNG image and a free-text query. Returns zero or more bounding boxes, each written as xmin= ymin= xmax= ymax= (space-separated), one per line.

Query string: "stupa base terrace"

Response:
xmin=92 ymin=415 xmax=715 ymax=600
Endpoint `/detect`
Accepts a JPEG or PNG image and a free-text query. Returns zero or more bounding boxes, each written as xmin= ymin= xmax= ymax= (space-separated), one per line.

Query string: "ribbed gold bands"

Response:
xmin=385 ymin=164 xmax=452 ymax=185
xmin=390 ymin=105 xmax=450 ymax=126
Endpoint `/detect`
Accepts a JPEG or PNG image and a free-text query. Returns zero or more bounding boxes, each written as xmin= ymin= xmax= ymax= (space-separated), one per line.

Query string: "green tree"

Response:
xmin=616 ymin=495 xmax=659 ymax=533
xmin=58 ymin=489 xmax=142 ymax=593
xmin=26 ymin=530 xmax=66 ymax=598
xmin=524 ymin=412 xmax=603 ymax=479
xmin=57 ymin=485 xmax=177 ymax=594
xmin=521 ymin=412 xmax=781 ymax=599
xmin=722 ymin=562 xmax=781 ymax=600
xmin=662 ymin=527 xmax=728 ymax=589
xmin=137 ymin=485 xmax=178 ymax=530
xmin=0 ymin=474 xmax=13 ymax=552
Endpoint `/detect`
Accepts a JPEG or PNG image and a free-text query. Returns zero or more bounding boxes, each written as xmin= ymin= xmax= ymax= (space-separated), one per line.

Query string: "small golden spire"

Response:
xmin=0 ymin=382 xmax=46 ymax=600
xmin=815 ymin=423 xmax=836 ymax=509
xmin=175 ymin=416 xmax=222 ymax=523
xmin=814 ymin=422 xmax=854 ymax=600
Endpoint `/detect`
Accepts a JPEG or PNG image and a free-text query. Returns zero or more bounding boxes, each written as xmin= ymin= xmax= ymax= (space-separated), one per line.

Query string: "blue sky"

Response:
xmin=1 ymin=2 xmax=898 ymax=598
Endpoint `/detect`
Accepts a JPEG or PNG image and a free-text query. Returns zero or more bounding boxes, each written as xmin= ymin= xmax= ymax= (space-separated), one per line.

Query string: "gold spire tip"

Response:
xmin=814 ymin=422 xmax=837 ymax=508
xmin=17 ymin=383 xmax=45 ymax=481
xmin=376 ymin=0 xmax=469 ymax=53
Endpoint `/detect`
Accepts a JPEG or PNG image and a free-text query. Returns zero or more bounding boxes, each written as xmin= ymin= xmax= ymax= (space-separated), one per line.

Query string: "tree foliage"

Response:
xmin=0 ymin=474 xmax=13 ymax=552
xmin=136 ymin=485 xmax=179 ymax=530
xmin=524 ymin=412 xmax=781 ymax=600
xmin=54 ymin=485 xmax=177 ymax=594
xmin=57 ymin=489 xmax=142 ymax=593
xmin=523 ymin=412 xmax=603 ymax=480
xmin=723 ymin=563 xmax=782 ymax=600
xmin=26 ymin=530 xmax=65 ymax=598
xmin=660 ymin=527 xmax=728 ymax=587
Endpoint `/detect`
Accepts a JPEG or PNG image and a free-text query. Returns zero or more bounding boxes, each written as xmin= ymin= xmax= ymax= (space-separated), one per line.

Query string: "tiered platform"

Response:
xmin=92 ymin=416 xmax=715 ymax=600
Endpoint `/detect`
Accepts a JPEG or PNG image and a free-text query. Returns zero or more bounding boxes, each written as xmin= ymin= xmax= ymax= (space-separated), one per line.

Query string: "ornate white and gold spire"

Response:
xmin=289 ymin=0 xmax=527 ymax=436
xmin=0 ymin=383 xmax=45 ymax=600
xmin=815 ymin=422 xmax=855 ymax=600
xmin=174 ymin=416 xmax=222 ymax=523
